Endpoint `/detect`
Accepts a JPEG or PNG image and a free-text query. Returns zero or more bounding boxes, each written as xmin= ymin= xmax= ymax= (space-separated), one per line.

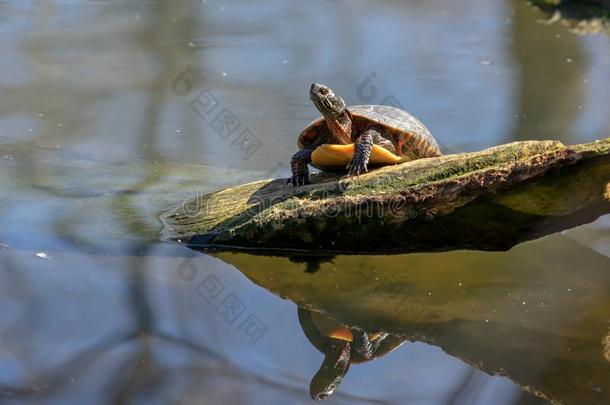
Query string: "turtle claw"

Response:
xmin=347 ymin=160 xmax=368 ymax=177
xmin=288 ymin=174 xmax=310 ymax=187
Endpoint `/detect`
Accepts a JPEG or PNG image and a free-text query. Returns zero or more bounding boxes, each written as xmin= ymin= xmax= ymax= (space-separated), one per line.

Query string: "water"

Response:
xmin=0 ymin=1 xmax=609 ymax=403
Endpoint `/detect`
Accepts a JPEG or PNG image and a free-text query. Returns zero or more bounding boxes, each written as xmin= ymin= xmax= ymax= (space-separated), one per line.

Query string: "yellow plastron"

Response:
xmin=310 ymin=311 xmax=354 ymax=342
xmin=310 ymin=312 xmax=385 ymax=342
xmin=311 ymin=144 xmax=409 ymax=170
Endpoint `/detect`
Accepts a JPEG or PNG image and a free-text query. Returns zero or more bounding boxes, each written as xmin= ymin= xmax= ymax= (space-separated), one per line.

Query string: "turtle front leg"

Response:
xmin=351 ymin=328 xmax=389 ymax=359
xmin=289 ymin=148 xmax=314 ymax=186
xmin=347 ymin=128 xmax=378 ymax=176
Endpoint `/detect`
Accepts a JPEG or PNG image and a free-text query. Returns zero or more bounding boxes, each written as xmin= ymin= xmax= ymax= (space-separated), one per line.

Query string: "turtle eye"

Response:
xmin=319 ymin=88 xmax=328 ymax=95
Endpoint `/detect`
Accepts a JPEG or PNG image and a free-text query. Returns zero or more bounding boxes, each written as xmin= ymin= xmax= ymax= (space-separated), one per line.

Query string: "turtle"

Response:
xmin=289 ymin=83 xmax=442 ymax=186
xmin=297 ymin=307 xmax=405 ymax=400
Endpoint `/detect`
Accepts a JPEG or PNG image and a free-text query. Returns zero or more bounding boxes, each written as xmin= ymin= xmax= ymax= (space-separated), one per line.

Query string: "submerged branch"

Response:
xmin=161 ymin=139 xmax=610 ymax=253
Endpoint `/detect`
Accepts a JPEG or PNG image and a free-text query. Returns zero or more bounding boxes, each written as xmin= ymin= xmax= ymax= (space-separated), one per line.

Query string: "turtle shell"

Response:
xmin=298 ymin=105 xmax=441 ymax=164
xmin=298 ymin=307 xmax=405 ymax=364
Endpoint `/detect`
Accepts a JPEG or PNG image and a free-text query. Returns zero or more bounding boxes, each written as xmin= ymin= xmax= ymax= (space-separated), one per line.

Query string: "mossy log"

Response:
xmin=213 ymin=237 xmax=610 ymax=404
xmin=161 ymin=139 xmax=610 ymax=253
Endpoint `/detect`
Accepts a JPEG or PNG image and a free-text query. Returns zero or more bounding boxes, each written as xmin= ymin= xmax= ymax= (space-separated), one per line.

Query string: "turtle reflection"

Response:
xmin=297 ymin=307 xmax=405 ymax=400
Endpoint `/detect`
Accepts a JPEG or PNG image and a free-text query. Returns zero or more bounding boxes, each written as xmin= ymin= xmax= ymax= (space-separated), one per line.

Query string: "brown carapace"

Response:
xmin=299 ymin=104 xmax=442 ymax=170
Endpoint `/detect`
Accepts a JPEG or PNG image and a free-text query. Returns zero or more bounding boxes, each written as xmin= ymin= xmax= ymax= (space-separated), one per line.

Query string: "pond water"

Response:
xmin=0 ymin=1 xmax=609 ymax=404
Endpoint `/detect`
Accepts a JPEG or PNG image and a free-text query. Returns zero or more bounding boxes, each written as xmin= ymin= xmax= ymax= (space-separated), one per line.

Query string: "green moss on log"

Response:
xmin=161 ymin=139 xmax=610 ymax=253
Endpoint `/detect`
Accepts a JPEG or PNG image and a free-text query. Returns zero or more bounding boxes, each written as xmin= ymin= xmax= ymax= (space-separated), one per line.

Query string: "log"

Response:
xmin=532 ymin=0 xmax=610 ymax=10
xmin=529 ymin=0 xmax=610 ymax=35
xmin=211 ymin=235 xmax=610 ymax=404
xmin=161 ymin=139 xmax=610 ymax=253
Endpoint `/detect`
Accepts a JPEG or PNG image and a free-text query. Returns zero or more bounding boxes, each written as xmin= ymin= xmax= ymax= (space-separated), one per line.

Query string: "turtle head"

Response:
xmin=309 ymin=340 xmax=351 ymax=400
xmin=310 ymin=83 xmax=346 ymax=118
xmin=309 ymin=369 xmax=342 ymax=401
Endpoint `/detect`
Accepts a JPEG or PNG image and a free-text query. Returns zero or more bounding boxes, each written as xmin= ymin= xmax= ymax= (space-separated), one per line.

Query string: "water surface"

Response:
xmin=0 ymin=1 xmax=609 ymax=404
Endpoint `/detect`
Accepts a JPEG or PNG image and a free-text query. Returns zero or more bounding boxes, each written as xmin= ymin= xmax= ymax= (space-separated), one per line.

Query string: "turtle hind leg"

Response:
xmin=289 ymin=148 xmax=314 ymax=186
xmin=375 ymin=134 xmax=397 ymax=155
